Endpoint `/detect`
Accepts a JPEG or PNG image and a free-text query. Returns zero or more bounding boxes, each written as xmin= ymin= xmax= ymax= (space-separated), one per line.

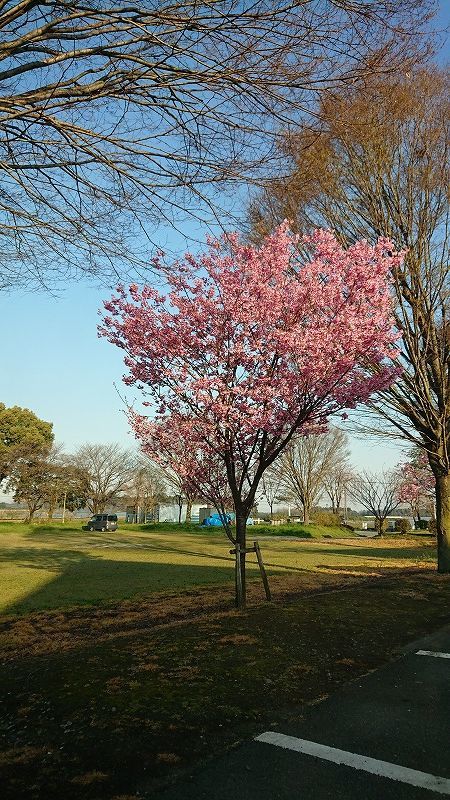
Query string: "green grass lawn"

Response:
xmin=1 ymin=573 xmax=449 ymax=800
xmin=0 ymin=520 xmax=436 ymax=615
xmin=153 ymin=520 xmax=350 ymax=537
xmin=0 ymin=520 xmax=448 ymax=800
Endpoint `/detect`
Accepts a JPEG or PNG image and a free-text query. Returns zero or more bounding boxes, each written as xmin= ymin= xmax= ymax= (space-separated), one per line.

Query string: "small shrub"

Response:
xmin=428 ymin=518 xmax=437 ymax=534
xmin=394 ymin=518 xmax=412 ymax=534
xmin=312 ymin=511 xmax=341 ymax=528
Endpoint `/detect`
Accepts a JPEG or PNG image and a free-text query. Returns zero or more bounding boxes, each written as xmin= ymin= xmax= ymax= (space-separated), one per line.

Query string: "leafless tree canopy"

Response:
xmin=349 ymin=470 xmax=400 ymax=535
xmin=250 ymin=66 xmax=450 ymax=566
xmin=74 ymin=442 xmax=135 ymax=512
xmin=323 ymin=463 xmax=353 ymax=516
xmin=278 ymin=427 xmax=350 ymax=523
xmin=260 ymin=467 xmax=285 ymax=519
xmin=0 ymin=0 xmax=433 ymax=288
xmin=123 ymin=460 xmax=168 ymax=516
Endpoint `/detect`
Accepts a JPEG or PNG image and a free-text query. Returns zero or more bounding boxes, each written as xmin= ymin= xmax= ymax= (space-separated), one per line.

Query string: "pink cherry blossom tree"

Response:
xmin=398 ymin=449 xmax=435 ymax=525
xmin=131 ymin=411 xmax=233 ymax=529
xmin=100 ymin=223 xmax=403 ymax=606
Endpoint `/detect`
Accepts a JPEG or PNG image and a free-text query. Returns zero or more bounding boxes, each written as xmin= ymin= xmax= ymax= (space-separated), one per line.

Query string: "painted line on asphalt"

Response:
xmin=416 ymin=650 xmax=450 ymax=660
xmin=255 ymin=732 xmax=450 ymax=795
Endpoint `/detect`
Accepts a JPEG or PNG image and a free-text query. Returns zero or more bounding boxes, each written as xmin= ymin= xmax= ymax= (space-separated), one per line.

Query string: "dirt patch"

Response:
xmin=1 ymin=572 xmax=449 ymax=800
xmin=0 ymin=567 xmax=431 ymax=660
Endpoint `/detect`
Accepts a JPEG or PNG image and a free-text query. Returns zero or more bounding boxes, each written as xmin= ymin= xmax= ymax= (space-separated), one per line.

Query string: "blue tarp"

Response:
xmin=201 ymin=513 xmax=254 ymax=527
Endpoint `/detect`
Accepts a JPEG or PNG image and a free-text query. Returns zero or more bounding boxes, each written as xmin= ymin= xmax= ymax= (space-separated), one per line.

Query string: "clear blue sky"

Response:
xmin=1 ymin=5 xmax=448 ymax=494
xmin=0 ymin=242 xmax=408 ymax=478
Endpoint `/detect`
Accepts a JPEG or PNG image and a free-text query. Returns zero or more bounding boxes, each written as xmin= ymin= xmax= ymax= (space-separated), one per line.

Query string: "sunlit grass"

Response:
xmin=0 ymin=521 xmax=436 ymax=614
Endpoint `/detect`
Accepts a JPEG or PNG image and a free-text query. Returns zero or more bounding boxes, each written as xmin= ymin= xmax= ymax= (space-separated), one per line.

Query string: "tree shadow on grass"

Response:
xmin=1 ymin=546 xmax=258 ymax=615
xmin=24 ymin=524 xmax=86 ymax=536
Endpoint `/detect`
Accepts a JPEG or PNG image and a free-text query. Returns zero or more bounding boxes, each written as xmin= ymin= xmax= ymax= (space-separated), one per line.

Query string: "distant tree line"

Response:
xmin=0 ymin=404 xmax=187 ymax=521
xmin=0 ymin=404 xmax=438 ymax=535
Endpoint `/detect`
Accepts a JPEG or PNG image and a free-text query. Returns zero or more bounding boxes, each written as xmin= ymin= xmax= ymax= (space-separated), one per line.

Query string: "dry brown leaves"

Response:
xmin=0 ymin=566 xmax=439 ymax=662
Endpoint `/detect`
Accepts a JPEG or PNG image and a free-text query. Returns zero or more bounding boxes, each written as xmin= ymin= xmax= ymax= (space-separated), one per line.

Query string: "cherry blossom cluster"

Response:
xmin=398 ymin=450 xmax=435 ymax=505
xmin=131 ymin=411 xmax=232 ymax=513
xmin=100 ymin=223 xmax=403 ymax=514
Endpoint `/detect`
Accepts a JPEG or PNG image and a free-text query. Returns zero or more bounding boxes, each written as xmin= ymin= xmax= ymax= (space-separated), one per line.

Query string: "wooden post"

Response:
xmin=254 ymin=540 xmax=272 ymax=601
xmin=235 ymin=543 xmax=243 ymax=609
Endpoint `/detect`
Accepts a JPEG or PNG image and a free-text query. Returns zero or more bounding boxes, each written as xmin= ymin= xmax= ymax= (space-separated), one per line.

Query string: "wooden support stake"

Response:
xmin=235 ymin=543 xmax=243 ymax=608
xmin=230 ymin=546 xmax=256 ymax=556
xmin=254 ymin=540 xmax=272 ymax=602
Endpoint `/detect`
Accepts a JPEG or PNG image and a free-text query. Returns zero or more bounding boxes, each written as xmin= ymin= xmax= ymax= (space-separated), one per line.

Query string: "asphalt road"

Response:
xmin=153 ymin=625 xmax=450 ymax=799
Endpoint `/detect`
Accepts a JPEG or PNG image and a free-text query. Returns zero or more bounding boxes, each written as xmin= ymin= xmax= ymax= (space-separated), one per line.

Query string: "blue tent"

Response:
xmin=201 ymin=512 xmax=231 ymax=527
xmin=201 ymin=513 xmax=254 ymax=527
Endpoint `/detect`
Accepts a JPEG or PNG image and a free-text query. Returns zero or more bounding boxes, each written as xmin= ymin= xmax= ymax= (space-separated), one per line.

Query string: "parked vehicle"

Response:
xmin=86 ymin=514 xmax=118 ymax=532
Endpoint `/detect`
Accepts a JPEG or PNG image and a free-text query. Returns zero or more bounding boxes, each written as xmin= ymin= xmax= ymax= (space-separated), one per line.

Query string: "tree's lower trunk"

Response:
xmin=176 ymin=496 xmax=183 ymax=524
xmin=235 ymin=512 xmax=247 ymax=608
xmin=434 ymin=471 xmax=450 ymax=572
xmin=376 ymin=517 xmax=384 ymax=537
xmin=47 ymin=505 xmax=55 ymax=520
xmin=302 ymin=504 xmax=310 ymax=524
xmin=185 ymin=498 xmax=192 ymax=524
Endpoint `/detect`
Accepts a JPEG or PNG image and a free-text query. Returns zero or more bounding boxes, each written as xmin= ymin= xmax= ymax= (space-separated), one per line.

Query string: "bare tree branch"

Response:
xmin=249 ymin=65 xmax=450 ymax=565
xmin=0 ymin=0 xmax=435 ymax=288
xmin=349 ymin=470 xmax=401 ymax=535
xmin=278 ymin=427 xmax=350 ymax=523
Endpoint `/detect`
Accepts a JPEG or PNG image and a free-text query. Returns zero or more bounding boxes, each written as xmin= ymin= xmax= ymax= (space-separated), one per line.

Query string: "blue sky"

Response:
xmin=0 ymin=243 xmax=408 ymax=480
xmin=1 ymin=5 xmax=448 ymax=496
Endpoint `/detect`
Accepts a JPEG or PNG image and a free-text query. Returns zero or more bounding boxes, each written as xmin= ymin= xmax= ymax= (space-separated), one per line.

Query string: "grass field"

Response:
xmin=1 ymin=521 xmax=448 ymax=800
xmin=0 ymin=520 xmax=436 ymax=614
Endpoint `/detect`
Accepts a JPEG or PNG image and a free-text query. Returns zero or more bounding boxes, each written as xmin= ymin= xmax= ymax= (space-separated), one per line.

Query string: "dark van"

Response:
xmin=86 ymin=514 xmax=118 ymax=532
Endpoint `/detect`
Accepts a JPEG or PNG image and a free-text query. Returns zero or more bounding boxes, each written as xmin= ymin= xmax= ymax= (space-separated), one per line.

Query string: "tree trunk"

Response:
xmin=302 ymin=503 xmax=310 ymax=524
xmin=434 ymin=471 xmax=450 ymax=572
xmin=235 ymin=511 xmax=247 ymax=608
xmin=185 ymin=498 xmax=192 ymax=523
xmin=376 ymin=517 xmax=384 ymax=537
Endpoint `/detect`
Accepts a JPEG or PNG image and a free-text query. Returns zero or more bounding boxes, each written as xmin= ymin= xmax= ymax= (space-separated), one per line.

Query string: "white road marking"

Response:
xmin=416 ymin=650 xmax=450 ymax=660
xmin=255 ymin=732 xmax=450 ymax=795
